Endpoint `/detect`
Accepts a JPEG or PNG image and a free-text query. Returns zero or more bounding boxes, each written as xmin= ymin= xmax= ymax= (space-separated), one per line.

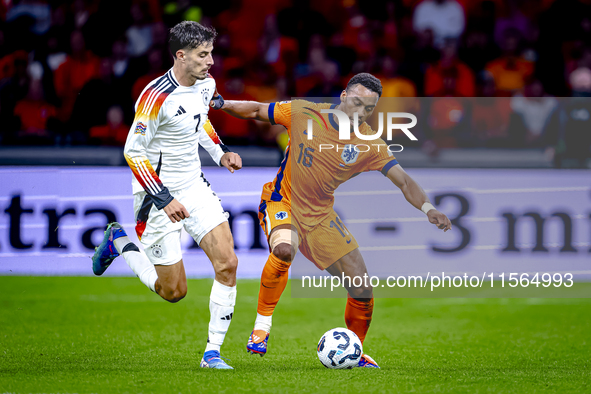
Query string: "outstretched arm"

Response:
xmin=215 ymin=99 xmax=271 ymax=122
xmin=386 ymin=164 xmax=452 ymax=232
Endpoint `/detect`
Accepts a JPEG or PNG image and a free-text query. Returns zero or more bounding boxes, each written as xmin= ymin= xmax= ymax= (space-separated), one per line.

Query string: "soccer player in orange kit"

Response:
xmin=209 ymin=73 xmax=452 ymax=368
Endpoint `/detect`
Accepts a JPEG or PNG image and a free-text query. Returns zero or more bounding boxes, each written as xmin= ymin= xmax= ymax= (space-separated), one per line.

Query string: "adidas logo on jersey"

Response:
xmin=221 ymin=313 xmax=233 ymax=321
xmin=174 ymin=106 xmax=186 ymax=116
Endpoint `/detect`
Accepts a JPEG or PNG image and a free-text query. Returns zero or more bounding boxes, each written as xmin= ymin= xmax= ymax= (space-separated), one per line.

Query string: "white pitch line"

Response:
xmin=1 ymin=186 xmax=587 ymax=202
xmin=335 ymin=186 xmax=590 ymax=197
xmin=215 ymin=191 xmax=262 ymax=197
xmin=0 ymin=192 xmax=261 ymax=202
xmin=359 ymin=245 xmax=428 ymax=251
xmin=359 ymin=242 xmax=591 ymax=252
xmin=468 ymin=186 xmax=590 ymax=194
xmin=346 ymin=214 xmax=587 ymax=224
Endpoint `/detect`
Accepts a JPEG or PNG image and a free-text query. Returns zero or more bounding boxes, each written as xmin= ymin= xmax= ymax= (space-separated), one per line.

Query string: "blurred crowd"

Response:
xmin=1 ymin=0 xmax=590 ymax=166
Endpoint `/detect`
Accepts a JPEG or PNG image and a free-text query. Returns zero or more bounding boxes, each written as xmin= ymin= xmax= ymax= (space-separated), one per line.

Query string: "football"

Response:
xmin=317 ymin=328 xmax=363 ymax=369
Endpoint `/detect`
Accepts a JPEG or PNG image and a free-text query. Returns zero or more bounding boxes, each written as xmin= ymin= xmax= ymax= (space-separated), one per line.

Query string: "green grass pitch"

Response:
xmin=1 ymin=277 xmax=590 ymax=393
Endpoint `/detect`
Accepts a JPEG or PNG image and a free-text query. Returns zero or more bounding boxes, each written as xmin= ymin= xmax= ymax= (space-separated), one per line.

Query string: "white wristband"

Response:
xmin=421 ymin=203 xmax=436 ymax=215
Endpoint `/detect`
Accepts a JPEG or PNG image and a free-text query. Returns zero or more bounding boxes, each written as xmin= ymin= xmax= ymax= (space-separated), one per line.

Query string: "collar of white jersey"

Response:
xmin=167 ymin=68 xmax=213 ymax=88
xmin=167 ymin=68 xmax=180 ymax=87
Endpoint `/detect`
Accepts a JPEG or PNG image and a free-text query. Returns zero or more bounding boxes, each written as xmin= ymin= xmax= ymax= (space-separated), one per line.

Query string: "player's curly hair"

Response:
xmin=169 ymin=21 xmax=217 ymax=58
xmin=346 ymin=73 xmax=382 ymax=97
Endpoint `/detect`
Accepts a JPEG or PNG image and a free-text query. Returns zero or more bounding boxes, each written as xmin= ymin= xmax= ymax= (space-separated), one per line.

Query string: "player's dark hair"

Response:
xmin=169 ymin=21 xmax=217 ymax=58
xmin=346 ymin=73 xmax=383 ymax=97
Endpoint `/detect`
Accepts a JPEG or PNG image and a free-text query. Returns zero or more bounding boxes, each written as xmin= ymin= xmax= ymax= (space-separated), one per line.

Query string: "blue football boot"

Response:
xmin=246 ymin=330 xmax=269 ymax=356
xmin=200 ymin=350 xmax=234 ymax=369
xmin=92 ymin=222 xmax=127 ymax=276
xmin=358 ymin=354 xmax=380 ymax=368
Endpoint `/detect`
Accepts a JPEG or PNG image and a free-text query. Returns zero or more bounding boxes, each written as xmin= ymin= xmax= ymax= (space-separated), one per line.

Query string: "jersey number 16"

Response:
xmin=297 ymin=143 xmax=314 ymax=167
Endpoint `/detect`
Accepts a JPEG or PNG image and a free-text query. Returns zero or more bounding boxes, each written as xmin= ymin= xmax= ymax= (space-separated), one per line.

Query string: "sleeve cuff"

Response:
xmin=380 ymin=159 xmax=399 ymax=176
xmin=268 ymin=103 xmax=276 ymax=125
xmin=152 ymin=187 xmax=174 ymax=210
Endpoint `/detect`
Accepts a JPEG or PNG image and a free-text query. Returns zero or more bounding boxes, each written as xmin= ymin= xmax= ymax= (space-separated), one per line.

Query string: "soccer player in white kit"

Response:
xmin=92 ymin=21 xmax=241 ymax=369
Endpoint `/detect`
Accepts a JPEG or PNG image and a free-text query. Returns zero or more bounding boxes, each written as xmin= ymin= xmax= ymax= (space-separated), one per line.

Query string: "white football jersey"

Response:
xmin=124 ymin=69 xmax=227 ymax=207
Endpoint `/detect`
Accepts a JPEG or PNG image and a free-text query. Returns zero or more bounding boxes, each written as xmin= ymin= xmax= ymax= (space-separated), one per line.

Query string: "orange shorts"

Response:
xmin=259 ymin=200 xmax=358 ymax=270
xmin=297 ymin=211 xmax=359 ymax=270
xmin=258 ymin=200 xmax=292 ymax=240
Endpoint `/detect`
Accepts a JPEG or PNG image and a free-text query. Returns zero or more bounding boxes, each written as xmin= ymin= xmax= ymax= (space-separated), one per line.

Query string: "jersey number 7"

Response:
xmin=194 ymin=114 xmax=201 ymax=132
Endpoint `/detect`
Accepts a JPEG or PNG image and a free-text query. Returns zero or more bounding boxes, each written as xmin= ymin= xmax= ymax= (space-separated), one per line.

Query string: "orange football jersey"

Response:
xmin=262 ymin=99 xmax=399 ymax=231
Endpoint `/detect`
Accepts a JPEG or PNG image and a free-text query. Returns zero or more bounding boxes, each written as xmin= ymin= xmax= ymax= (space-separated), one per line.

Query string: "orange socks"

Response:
xmin=344 ymin=295 xmax=374 ymax=344
xmin=257 ymin=253 xmax=374 ymax=345
xmin=257 ymin=253 xmax=291 ymax=316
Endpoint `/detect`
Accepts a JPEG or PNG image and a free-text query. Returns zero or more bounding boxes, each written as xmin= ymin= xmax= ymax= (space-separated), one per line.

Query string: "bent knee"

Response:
xmin=272 ymin=242 xmax=294 ymax=263
xmin=348 ymin=287 xmax=373 ymax=300
xmin=161 ymin=287 xmax=187 ymax=303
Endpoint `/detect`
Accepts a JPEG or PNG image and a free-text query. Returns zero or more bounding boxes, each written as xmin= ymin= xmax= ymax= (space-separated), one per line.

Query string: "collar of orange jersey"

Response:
xmin=328 ymin=103 xmax=356 ymax=134
xmin=329 ymin=103 xmax=340 ymax=131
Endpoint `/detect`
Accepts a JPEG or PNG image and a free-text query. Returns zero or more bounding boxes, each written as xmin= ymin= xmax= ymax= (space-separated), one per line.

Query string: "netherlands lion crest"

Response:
xmin=341 ymin=144 xmax=359 ymax=165
xmin=275 ymin=211 xmax=288 ymax=220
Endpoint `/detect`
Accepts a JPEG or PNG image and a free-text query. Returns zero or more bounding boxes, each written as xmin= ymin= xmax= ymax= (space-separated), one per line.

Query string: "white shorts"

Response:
xmin=133 ymin=176 xmax=228 ymax=266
